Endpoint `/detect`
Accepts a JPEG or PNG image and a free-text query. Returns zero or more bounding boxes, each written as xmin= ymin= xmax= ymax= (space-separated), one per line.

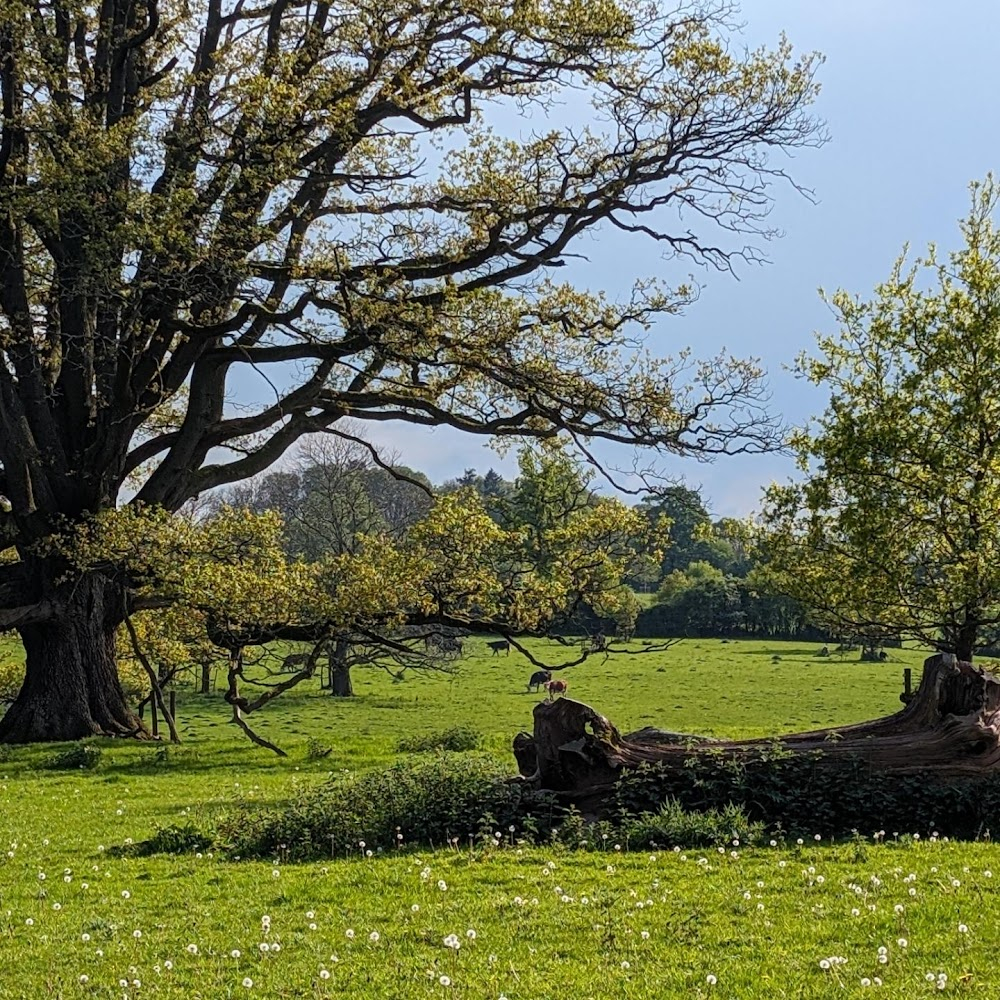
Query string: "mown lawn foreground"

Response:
xmin=2 ymin=638 xmax=998 ymax=998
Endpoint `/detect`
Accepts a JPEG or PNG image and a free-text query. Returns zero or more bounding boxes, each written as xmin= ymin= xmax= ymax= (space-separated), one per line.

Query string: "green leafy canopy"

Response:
xmin=761 ymin=177 xmax=1000 ymax=658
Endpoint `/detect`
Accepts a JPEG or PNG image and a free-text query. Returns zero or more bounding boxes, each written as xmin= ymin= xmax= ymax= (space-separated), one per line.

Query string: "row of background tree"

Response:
xmin=221 ymin=438 xmax=822 ymax=643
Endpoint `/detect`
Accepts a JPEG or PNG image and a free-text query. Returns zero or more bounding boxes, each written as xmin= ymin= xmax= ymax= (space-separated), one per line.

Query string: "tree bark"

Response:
xmin=956 ymin=623 xmax=978 ymax=664
xmin=329 ymin=638 xmax=353 ymax=697
xmin=513 ymin=653 xmax=1000 ymax=812
xmin=0 ymin=574 xmax=146 ymax=743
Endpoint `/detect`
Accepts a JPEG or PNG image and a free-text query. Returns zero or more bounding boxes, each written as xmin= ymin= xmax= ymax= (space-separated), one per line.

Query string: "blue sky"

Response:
xmin=303 ymin=2 xmax=1000 ymax=516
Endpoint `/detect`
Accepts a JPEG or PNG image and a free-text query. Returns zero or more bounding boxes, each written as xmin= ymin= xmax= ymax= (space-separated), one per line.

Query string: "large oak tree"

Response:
xmin=0 ymin=0 xmax=822 ymax=741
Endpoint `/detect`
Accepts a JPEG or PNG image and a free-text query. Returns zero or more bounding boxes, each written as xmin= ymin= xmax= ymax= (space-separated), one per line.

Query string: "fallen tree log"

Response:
xmin=512 ymin=653 xmax=1000 ymax=826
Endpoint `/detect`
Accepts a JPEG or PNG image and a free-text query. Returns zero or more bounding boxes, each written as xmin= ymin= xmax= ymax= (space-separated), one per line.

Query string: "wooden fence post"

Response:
xmin=900 ymin=667 xmax=913 ymax=704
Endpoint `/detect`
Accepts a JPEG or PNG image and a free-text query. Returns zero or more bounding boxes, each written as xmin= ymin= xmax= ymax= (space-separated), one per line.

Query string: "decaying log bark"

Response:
xmin=513 ymin=654 xmax=1000 ymax=810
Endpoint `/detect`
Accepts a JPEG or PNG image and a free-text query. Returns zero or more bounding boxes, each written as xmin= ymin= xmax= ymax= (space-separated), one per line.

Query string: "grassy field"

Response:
xmin=3 ymin=637 xmax=996 ymax=998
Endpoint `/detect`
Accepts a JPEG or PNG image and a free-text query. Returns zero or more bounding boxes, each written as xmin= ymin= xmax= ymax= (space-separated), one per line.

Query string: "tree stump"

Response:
xmin=512 ymin=654 xmax=1000 ymax=814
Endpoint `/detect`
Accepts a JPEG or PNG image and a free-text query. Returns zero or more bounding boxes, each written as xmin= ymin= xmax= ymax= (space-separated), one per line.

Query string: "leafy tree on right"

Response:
xmin=761 ymin=178 xmax=1000 ymax=662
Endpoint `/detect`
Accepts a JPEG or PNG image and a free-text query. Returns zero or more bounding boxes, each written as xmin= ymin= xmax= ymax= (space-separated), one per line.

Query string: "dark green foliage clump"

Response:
xmin=222 ymin=752 xmax=539 ymax=860
xmin=549 ymin=800 xmax=762 ymax=851
xmin=128 ymin=822 xmax=211 ymax=857
xmin=625 ymin=799 xmax=764 ymax=848
xmin=221 ymin=750 xmax=779 ymax=859
xmin=45 ymin=744 xmax=102 ymax=770
xmin=304 ymin=738 xmax=333 ymax=760
xmin=397 ymin=726 xmax=481 ymax=753
xmin=614 ymin=747 xmax=1000 ymax=840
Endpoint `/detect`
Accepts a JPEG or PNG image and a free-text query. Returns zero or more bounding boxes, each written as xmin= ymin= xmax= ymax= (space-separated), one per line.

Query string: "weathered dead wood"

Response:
xmin=513 ymin=654 xmax=1000 ymax=807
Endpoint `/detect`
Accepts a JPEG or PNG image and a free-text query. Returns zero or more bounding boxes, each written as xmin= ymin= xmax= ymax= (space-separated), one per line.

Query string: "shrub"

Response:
xmin=396 ymin=726 xmax=481 ymax=753
xmin=614 ymin=749 xmax=1000 ymax=840
xmin=221 ymin=752 xmax=545 ymax=859
xmin=622 ymin=799 xmax=763 ymax=848
xmin=45 ymin=745 xmax=102 ymax=771
xmin=133 ymin=822 xmax=210 ymax=856
xmin=304 ymin=738 xmax=333 ymax=760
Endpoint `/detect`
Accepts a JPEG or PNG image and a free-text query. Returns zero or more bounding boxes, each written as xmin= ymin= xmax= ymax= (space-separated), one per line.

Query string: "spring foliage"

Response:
xmin=760 ymin=178 xmax=1000 ymax=658
xmin=57 ymin=450 xmax=651 ymax=660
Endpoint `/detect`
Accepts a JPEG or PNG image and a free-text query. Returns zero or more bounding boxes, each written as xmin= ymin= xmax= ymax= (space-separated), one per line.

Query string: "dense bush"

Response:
xmin=625 ymin=799 xmax=764 ymax=848
xmin=45 ymin=744 xmax=102 ymax=770
xmin=220 ymin=750 xmax=783 ymax=861
xmin=304 ymin=738 xmax=333 ymax=760
xmin=219 ymin=742 xmax=1000 ymax=862
xmin=396 ymin=726 xmax=481 ymax=753
xmin=133 ymin=822 xmax=211 ymax=856
xmin=614 ymin=747 xmax=1000 ymax=840
xmin=220 ymin=752 xmax=548 ymax=860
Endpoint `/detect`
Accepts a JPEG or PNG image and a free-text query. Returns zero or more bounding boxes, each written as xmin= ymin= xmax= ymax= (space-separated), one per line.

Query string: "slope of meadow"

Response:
xmin=4 ymin=639 xmax=996 ymax=999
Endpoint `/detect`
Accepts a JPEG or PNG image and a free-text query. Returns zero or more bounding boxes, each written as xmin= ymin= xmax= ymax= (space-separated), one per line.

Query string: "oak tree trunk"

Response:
xmin=513 ymin=653 xmax=1000 ymax=813
xmin=329 ymin=639 xmax=353 ymax=697
xmin=0 ymin=573 xmax=145 ymax=743
xmin=331 ymin=664 xmax=354 ymax=697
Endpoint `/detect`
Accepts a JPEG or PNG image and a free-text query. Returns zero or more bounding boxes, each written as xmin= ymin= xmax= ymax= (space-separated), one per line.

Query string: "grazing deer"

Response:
xmin=424 ymin=634 xmax=464 ymax=658
xmin=528 ymin=670 xmax=551 ymax=692
xmin=544 ymin=678 xmax=568 ymax=700
xmin=281 ymin=651 xmax=311 ymax=673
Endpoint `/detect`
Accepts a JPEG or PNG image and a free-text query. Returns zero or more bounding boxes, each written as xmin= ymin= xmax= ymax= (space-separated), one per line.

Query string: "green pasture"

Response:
xmin=131 ymin=637 xmax=929 ymax=764
xmin=4 ymin=637 xmax=994 ymax=999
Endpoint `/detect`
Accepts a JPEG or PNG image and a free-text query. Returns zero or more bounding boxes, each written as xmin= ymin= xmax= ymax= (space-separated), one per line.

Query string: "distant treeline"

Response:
xmin=225 ymin=451 xmax=824 ymax=643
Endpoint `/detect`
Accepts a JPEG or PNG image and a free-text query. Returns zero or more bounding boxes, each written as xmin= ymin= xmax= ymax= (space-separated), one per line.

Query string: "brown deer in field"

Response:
xmin=543 ymin=678 xmax=568 ymax=700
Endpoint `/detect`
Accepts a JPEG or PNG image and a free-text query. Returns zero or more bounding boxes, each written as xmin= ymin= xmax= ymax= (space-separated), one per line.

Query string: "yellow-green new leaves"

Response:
xmin=0 ymin=0 xmax=823 ymax=548
xmin=761 ymin=177 xmax=1000 ymax=658
xmin=56 ymin=477 xmax=650 ymax=648
xmin=58 ymin=504 xmax=328 ymax=628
